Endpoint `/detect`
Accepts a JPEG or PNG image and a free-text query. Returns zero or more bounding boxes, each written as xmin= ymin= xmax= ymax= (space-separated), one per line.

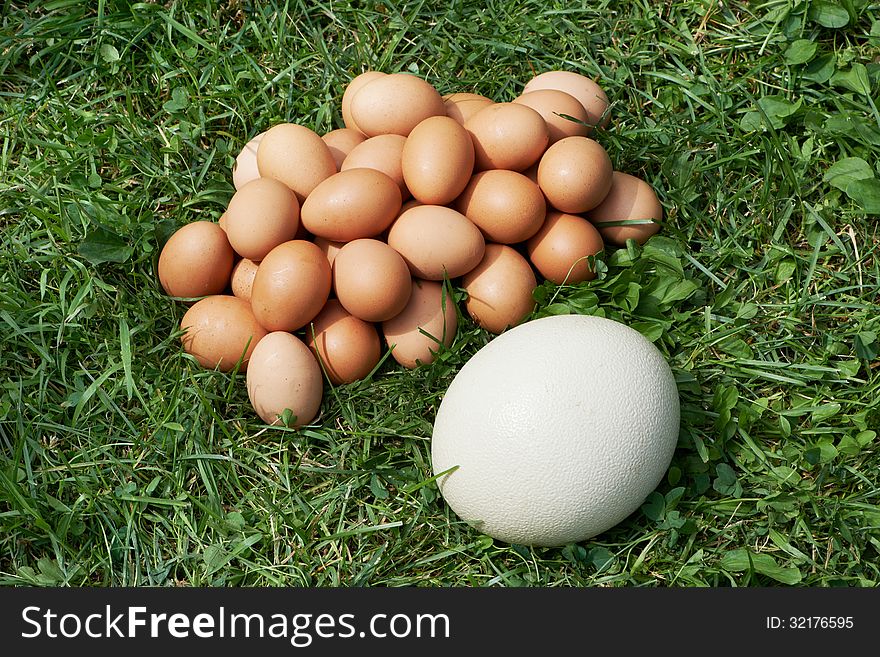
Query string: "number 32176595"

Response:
xmin=766 ymin=616 xmax=854 ymax=629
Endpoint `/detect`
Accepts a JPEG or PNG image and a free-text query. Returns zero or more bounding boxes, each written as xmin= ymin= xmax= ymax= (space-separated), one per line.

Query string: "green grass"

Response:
xmin=1 ymin=0 xmax=879 ymax=587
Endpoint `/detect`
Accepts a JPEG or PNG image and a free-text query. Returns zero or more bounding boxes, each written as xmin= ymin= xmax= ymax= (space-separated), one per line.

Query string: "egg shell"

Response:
xmin=342 ymin=71 xmax=387 ymax=134
xmin=430 ymin=314 xmax=679 ymax=547
xmin=537 ymin=136 xmax=613 ymax=213
xmin=230 ymin=258 xmax=259 ymax=302
xmin=180 ymin=295 xmax=267 ymax=372
xmin=232 ymin=132 xmax=265 ymax=190
xmin=526 ymin=211 xmax=604 ymax=285
xmin=463 ymin=244 xmax=537 ymax=334
xmin=313 ymin=236 xmax=345 ymax=268
xmin=382 ymin=279 xmax=457 ymax=368
xmin=399 ymin=198 xmax=424 ymax=215
xmin=464 ymin=102 xmax=549 ymax=172
xmin=522 ymin=162 xmax=540 ymax=184
xmin=332 ymin=239 xmax=412 ymax=322
xmin=387 ymin=205 xmax=485 ymax=280
xmin=256 ymin=123 xmax=337 ymax=203
xmin=523 ymin=70 xmax=610 ymax=130
xmin=443 ymin=93 xmax=494 ymax=126
xmin=246 ymin=331 xmax=323 ymax=427
xmin=300 ymin=168 xmax=402 ymax=242
xmin=218 ymin=212 xmax=229 ymax=231
xmin=586 ymin=172 xmax=663 ymax=246
xmin=402 ymin=116 xmax=475 ymax=205
xmin=306 ymin=299 xmax=382 ymax=385
xmin=341 ymin=134 xmax=409 ymax=199
xmin=158 ymin=221 xmax=234 ymax=299
xmin=224 ymin=177 xmax=300 ymax=261
xmin=512 ymin=90 xmax=590 ymax=143
xmin=455 ymin=170 xmax=546 ymax=244
xmin=443 ymin=92 xmax=491 ymax=103
xmin=249 ymin=240 xmax=331 ymax=331
xmin=322 ymin=128 xmax=367 ymax=170
xmin=349 ymin=73 xmax=445 ymax=137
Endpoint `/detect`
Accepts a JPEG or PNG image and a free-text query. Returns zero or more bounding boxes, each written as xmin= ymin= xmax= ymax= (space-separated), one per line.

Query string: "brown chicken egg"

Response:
xmin=526 ymin=211 xmax=604 ymax=284
xmin=443 ymin=93 xmax=494 ymax=125
xmin=300 ymin=168 xmax=402 ymax=242
xmin=306 ymin=299 xmax=382 ymax=385
xmin=158 ymin=221 xmax=234 ymax=299
xmin=512 ymin=89 xmax=590 ymax=143
xmin=342 ymin=71 xmax=387 ymax=133
xmin=256 ymin=123 xmax=337 ymax=202
xmin=224 ymin=177 xmax=300 ymax=261
xmin=399 ymin=198 xmax=424 ymax=215
xmin=332 ymin=239 xmax=412 ymax=322
xmin=522 ymin=162 xmax=540 ymax=184
xmin=537 ymin=136 xmax=613 ymax=213
xmin=232 ymin=132 xmax=265 ymax=190
xmin=230 ymin=258 xmax=259 ymax=302
xmin=249 ymin=240 xmax=331 ymax=332
xmin=179 ymin=295 xmax=267 ymax=372
xmin=387 ymin=205 xmax=485 ymax=280
xmin=523 ymin=70 xmax=611 ymax=130
xmin=401 ymin=115 xmax=475 ymax=205
xmin=341 ymin=134 xmax=409 ymax=199
xmin=314 ymin=236 xmax=345 ymax=268
xmin=455 ymin=170 xmax=546 ymax=244
xmin=382 ymin=279 xmax=457 ymax=368
xmin=586 ymin=172 xmax=663 ymax=246
xmin=442 ymin=92 xmax=490 ymax=102
xmin=246 ymin=331 xmax=323 ymax=427
xmin=463 ymin=244 xmax=537 ymax=334
xmin=349 ymin=73 xmax=445 ymax=137
xmin=464 ymin=102 xmax=549 ymax=171
xmin=322 ymin=128 xmax=367 ymax=170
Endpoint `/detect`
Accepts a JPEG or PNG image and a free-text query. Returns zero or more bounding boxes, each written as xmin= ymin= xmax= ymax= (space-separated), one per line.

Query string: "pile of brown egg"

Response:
xmin=157 ymin=70 xmax=664 ymax=427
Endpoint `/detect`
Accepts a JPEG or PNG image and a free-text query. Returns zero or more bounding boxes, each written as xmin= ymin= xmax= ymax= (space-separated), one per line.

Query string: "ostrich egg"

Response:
xmin=431 ymin=314 xmax=680 ymax=546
